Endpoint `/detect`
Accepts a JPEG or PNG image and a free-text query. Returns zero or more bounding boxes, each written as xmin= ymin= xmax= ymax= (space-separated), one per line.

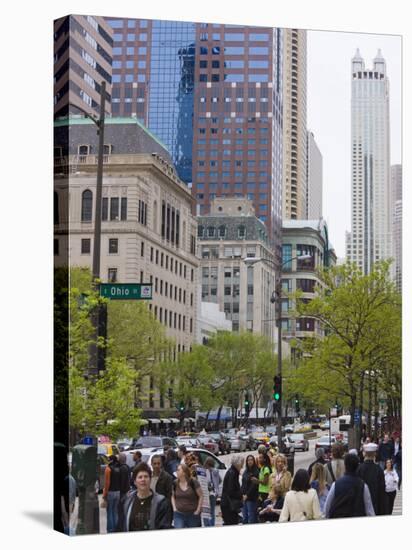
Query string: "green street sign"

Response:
xmin=100 ymin=283 xmax=153 ymax=300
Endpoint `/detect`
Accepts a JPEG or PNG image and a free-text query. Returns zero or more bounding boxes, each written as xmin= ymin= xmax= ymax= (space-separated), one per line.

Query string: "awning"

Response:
xmin=160 ymin=418 xmax=171 ymax=423
xmin=169 ymin=418 xmax=180 ymax=423
xmin=148 ymin=418 xmax=160 ymax=424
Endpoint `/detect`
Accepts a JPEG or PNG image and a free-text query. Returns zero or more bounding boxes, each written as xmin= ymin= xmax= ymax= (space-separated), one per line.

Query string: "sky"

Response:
xmin=306 ymin=30 xmax=402 ymax=258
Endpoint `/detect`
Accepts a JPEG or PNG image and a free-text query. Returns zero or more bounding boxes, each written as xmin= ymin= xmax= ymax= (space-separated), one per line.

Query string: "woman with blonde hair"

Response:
xmin=269 ymin=453 xmax=292 ymax=498
xmin=309 ymin=462 xmax=329 ymax=515
xmin=324 ymin=443 xmax=345 ymax=485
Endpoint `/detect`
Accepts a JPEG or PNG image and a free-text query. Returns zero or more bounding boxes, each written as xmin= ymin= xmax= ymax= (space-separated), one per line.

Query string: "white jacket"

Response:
xmin=384 ymin=470 xmax=399 ymax=493
xmin=279 ymin=489 xmax=321 ymax=522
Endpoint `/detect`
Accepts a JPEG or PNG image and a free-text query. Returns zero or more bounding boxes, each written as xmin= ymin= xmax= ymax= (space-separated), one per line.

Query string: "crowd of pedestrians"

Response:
xmin=99 ymin=431 xmax=401 ymax=533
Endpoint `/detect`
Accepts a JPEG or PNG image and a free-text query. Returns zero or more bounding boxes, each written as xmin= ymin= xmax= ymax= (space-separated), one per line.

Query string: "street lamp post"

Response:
xmin=244 ymin=253 xmax=311 ymax=451
xmin=67 ymin=83 xmax=107 ymax=375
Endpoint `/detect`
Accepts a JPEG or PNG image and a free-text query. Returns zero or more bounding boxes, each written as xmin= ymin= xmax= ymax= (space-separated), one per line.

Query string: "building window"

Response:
xmin=102 ymin=197 xmax=108 ymax=221
xmin=296 ymin=318 xmax=315 ymax=331
xmin=81 ymin=238 xmax=91 ymax=254
xmin=81 ymin=190 xmax=93 ymax=222
xmin=218 ymin=225 xmax=226 ymax=238
xmin=120 ymin=197 xmax=127 ymax=220
xmin=238 ymin=225 xmax=246 ymax=238
xmin=109 ymin=238 xmax=118 ymax=254
xmin=297 ymin=245 xmax=316 ymax=270
xmin=108 ymin=268 xmax=117 ymax=282
xmin=141 ymin=241 xmax=145 ymax=257
xmin=282 ymin=244 xmax=292 ymax=271
xmin=110 ymin=197 xmax=119 ymax=220
xmin=296 ymin=279 xmax=316 ymax=293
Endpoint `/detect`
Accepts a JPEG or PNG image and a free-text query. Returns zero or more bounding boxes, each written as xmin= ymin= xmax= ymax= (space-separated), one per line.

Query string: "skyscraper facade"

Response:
xmin=346 ymin=49 xmax=391 ymax=274
xmin=54 ymin=15 xmax=113 ymax=118
xmin=306 ymin=130 xmax=323 ymax=219
xmin=282 ymin=29 xmax=307 ymax=220
xmin=106 ymin=17 xmax=284 ymax=261
xmin=391 ymin=164 xmax=402 ymax=292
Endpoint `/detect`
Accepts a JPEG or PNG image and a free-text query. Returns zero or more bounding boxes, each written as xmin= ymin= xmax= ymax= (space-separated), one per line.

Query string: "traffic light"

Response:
xmin=273 ymin=376 xmax=282 ymax=402
xmin=244 ymin=393 xmax=250 ymax=415
xmin=178 ymin=401 xmax=185 ymax=413
xmin=295 ymin=395 xmax=300 ymax=413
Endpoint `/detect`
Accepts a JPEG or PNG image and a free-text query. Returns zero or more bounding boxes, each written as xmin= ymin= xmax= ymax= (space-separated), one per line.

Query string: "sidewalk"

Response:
xmin=392 ymin=487 xmax=402 ymax=515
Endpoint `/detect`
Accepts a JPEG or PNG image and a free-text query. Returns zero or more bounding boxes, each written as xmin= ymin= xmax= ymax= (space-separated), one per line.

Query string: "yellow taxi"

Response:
xmin=97 ymin=442 xmax=120 ymax=457
xmin=252 ymin=431 xmax=270 ymax=445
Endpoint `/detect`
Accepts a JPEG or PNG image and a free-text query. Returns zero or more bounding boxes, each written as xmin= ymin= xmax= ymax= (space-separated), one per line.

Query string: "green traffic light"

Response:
xmin=274 ymin=392 xmax=280 ymax=401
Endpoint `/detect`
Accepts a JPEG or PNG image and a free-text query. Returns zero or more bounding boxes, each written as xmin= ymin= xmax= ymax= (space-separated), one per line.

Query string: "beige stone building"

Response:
xmin=54 ymin=118 xmax=199 ymax=420
xmin=282 ymin=29 xmax=308 ymax=220
xmin=197 ymin=197 xmax=276 ymax=343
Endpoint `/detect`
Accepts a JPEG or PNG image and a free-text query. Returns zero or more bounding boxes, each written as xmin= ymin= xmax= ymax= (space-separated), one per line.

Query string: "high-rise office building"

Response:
xmin=282 ymin=29 xmax=307 ymax=220
xmin=306 ymin=130 xmax=323 ymax=219
xmin=54 ymin=15 xmax=113 ymax=118
xmin=106 ymin=17 xmax=284 ymax=260
xmin=391 ymin=164 xmax=402 ymax=292
xmin=346 ymin=49 xmax=391 ymax=274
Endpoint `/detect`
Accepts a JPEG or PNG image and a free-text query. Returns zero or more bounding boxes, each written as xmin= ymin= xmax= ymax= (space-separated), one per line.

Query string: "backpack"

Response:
xmin=329 ymin=479 xmax=365 ymax=518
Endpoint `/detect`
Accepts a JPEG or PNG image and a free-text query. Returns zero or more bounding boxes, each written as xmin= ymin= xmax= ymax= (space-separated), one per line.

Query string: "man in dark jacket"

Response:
xmin=122 ymin=462 xmax=172 ymax=531
xmin=324 ymin=452 xmax=375 ymax=518
xmin=377 ymin=434 xmax=394 ymax=470
xmin=118 ymin=453 xmax=131 ymax=531
xmin=221 ymin=455 xmax=244 ymax=525
xmin=357 ymin=443 xmax=387 ymax=515
xmin=151 ymin=454 xmax=174 ymax=502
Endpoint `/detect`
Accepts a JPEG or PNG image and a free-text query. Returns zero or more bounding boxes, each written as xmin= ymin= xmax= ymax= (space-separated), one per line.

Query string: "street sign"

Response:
xmin=354 ymin=409 xmax=361 ymax=425
xmin=100 ymin=283 xmax=153 ymax=300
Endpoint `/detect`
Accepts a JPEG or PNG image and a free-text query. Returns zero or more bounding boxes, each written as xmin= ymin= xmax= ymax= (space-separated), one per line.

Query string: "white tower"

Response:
xmin=346 ymin=50 xmax=392 ymax=274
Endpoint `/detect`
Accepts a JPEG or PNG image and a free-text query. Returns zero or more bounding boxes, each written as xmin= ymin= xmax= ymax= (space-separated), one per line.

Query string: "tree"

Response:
xmin=290 ymin=261 xmax=401 ymax=430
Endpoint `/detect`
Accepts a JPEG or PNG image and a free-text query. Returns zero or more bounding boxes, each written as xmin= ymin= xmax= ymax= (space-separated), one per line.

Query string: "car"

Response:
xmin=320 ymin=420 xmax=330 ymax=430
xmin=294 ymin=423 xmax=312 ymax=433
xmin=132 ymin=436 xmax=178 ymax=450
xmin=97 ymin=442 xmax=120 ymax=457
xmin=197 ymin=436 xmax=220 ymax=455
xmin=208 ymin=432 xmax=231 ymax=454
xmin=288 ymin=433 xmax=310 ymax=452
xmin=116 ymin=438 xmax=134 ymax=452
xmin=176 ymin=436 xmax=201 ymax=449
xmin=315 ymin=435 xmax=337 ymax=455
xmin=283 ymin=424 xmax=295 ymax=434
xmin=227 ymin=434 xmax=247 ymax=453
xmin=265 ymin=425 xmax=278 ymax=436
xmin=269 ymin=435 xmax=295 ymax=454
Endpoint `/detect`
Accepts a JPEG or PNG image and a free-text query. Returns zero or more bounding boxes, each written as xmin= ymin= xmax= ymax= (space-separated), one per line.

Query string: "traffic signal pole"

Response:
xmin=276 ymin=279 xmax=283 ymax=451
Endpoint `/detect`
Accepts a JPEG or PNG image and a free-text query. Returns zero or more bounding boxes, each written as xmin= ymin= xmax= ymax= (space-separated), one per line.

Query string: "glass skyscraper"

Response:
xmin=106 ymin=17 xmax=284 ymax=260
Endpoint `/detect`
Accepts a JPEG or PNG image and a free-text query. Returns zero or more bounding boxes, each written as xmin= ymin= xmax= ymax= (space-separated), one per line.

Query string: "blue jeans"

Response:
xmin=173 ymin=511 xmax=201 ymax=528
xmin=242 ymin=500 xmax=258 ymax=524
xmin=203 ymin=495 xmax=216 ymax=527
xmin=107 ymin=491 xmax=120 ymax=533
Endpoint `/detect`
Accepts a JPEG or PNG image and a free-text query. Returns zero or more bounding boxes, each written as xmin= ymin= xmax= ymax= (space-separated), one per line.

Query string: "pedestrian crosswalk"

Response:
xmin=392 ymin=488 xmax=402 ymax=515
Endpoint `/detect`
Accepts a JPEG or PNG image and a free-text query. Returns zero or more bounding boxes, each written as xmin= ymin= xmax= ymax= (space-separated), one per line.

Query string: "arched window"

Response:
xmin=218 ymin=224 xmax=226 ymax=238
xmin=81 ymin=189 xmax=93 ymax=222
xmin=54 ymin=191 xmax=59 ymax=225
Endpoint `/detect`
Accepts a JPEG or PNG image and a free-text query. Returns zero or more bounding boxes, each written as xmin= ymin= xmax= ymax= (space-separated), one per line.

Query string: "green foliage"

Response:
xmin=289 ymin=261 xmax=401 ymax=421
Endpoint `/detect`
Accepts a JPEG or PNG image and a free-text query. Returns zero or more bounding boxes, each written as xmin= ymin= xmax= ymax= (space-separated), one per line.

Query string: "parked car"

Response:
xmin=227 ymin=434 xmax=247 ymax=453
xmin=208 ymin=432 xmax=231 ymax=454
xmin=132 ymin=436 xmax=178 ymax=450
xmin=320 ymin=420 xmax=330 ymax=430
xmin=288 ymin=433 xmax=310 ymax=452
xmin=197 ymin=436 xmax=220 ymax=455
